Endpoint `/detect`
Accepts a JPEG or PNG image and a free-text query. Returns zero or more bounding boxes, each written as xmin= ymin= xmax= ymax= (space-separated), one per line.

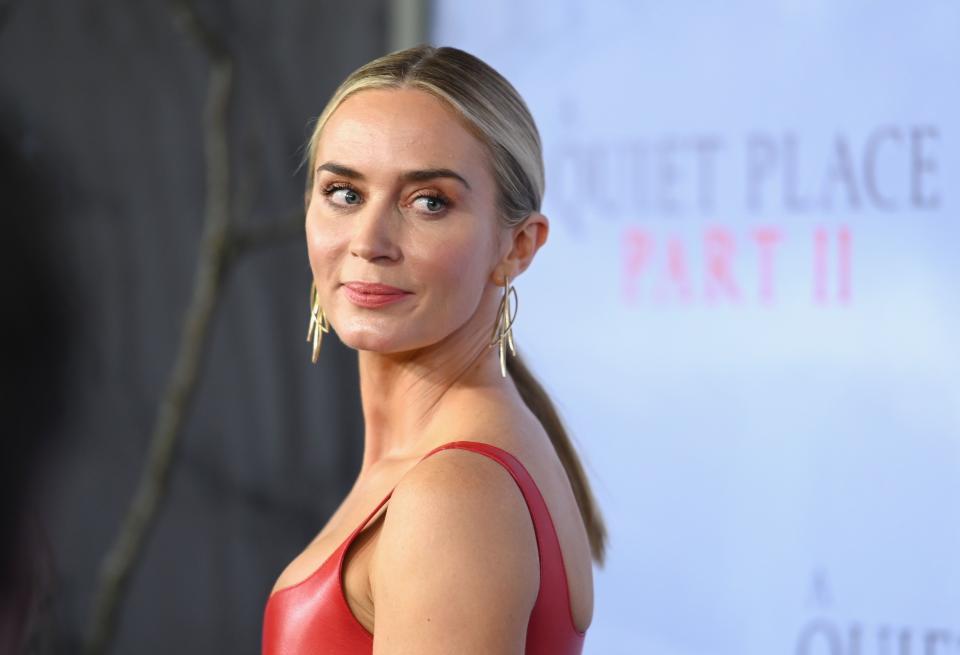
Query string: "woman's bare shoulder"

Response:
xmin=368 ymin=445 xmax=540 ymax=651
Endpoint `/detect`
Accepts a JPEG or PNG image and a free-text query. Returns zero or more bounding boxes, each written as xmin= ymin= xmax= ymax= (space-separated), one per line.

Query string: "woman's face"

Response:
xmin=306 ymin=87 xmax=505 ymax=355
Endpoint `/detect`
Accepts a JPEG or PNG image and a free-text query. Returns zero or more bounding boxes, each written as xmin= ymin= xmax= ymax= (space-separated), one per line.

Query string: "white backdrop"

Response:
xmin=433 ymin=2 xmax=959 ymax=654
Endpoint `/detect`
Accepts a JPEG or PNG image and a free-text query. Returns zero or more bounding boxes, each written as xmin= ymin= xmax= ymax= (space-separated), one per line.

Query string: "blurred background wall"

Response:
xmin=430 ymin=1 xmax=959 ymax=654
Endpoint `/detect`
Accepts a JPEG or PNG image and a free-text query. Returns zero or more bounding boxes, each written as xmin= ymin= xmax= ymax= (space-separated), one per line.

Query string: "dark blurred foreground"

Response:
xmin=0 ymin=1 xmax=392 ymax=652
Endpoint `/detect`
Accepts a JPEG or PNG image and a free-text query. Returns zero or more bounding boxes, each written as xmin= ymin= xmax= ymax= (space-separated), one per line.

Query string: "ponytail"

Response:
xmin=507 ymin=353 xmax=607 ymax=567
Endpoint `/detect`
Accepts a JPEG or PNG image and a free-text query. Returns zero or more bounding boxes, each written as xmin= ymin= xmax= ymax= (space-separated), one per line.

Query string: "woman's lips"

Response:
xmin=341 ymin=282 xmax=412 ymax=308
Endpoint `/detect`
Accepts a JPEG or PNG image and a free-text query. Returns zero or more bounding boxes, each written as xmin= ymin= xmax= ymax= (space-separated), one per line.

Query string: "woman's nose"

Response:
xmin=349 ymin=198 xmax=401 ymax=262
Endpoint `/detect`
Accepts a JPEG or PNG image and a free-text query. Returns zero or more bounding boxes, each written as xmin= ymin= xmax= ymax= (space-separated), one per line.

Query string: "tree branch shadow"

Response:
xmin=82 ymin=2 xmax=305 ymax=652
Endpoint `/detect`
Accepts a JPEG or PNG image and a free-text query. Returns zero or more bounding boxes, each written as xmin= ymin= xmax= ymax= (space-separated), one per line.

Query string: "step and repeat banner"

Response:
xmin=434 ymin=2 xmax=958 ymax=654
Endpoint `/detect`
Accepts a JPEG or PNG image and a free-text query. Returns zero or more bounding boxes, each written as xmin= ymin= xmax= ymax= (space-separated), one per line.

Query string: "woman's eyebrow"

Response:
xmin=316 ymin=161 xmax=471 ymax=190
xmin=403 ymin=168 xmax=472 ymax=190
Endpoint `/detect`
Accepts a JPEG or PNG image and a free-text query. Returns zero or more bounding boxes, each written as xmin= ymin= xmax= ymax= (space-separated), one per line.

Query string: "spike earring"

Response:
xmin=490 ymin=273 xmax=518 ymax=378
xmin=306 ymin=279 xmax=330 ymax=364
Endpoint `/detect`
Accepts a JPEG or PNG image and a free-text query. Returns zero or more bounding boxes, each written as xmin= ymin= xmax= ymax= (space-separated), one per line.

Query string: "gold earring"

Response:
xmin=490 ymin=273 xmax=518 ymax=378
xmin=306 ymin=279 xmax=330 ymax=364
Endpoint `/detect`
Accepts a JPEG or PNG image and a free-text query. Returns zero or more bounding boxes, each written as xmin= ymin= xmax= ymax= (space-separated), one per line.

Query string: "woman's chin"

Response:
xmin=337 ymin=330 xmax=408 ymax=354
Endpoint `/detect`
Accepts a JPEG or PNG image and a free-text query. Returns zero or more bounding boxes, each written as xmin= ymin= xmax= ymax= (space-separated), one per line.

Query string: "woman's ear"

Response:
xmin=506 ymin=211 xmax=549 ymax=278
xmin=513 ymin=212 xmax=550 ymax=275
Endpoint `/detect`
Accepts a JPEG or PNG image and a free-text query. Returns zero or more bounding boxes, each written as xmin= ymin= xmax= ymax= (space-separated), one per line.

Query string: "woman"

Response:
xmin=262 ymin=44 xmax=606 ymax=655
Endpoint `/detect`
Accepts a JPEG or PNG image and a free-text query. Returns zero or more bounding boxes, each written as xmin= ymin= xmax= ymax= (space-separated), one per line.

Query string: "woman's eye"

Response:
xmin=322 ymin=183 xmax=362 ymax=206
xmin=331 ymin=189 xmax=360 ymax=205
xmin=412 ymin=194 xmax=449 ymax=214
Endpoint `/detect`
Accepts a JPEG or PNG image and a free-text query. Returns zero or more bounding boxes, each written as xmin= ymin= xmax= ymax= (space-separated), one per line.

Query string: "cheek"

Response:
xmin=305 ymin=207 xmax=345 ymax=280
xmin=413 ymin=229 xmax=492 ymax=303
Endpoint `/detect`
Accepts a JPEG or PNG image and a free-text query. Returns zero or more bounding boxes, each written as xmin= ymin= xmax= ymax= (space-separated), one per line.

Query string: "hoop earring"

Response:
xmin=490 ymin=273 xmax=518 ymax=378
xmin=306 ymin=279 xmax=330 ymax=364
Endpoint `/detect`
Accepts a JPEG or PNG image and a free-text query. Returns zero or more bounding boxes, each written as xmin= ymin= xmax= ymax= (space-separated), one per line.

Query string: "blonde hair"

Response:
xmin=304 ymin=44 xmax=607 ymax=567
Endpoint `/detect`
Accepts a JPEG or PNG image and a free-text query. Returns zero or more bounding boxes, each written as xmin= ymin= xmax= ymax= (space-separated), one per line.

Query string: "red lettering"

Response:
xmin=753 ymin=227 xmax=782 ymax=304
xmin=622 ymin=228 xmax=651 ymax=302
xmin=704 ymin=227 xmax=740 ymax=302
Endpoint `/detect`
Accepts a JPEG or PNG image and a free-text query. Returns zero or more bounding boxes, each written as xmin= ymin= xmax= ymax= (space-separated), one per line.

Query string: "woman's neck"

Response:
xmin=355 ymin=324 xmax=513 ymax=473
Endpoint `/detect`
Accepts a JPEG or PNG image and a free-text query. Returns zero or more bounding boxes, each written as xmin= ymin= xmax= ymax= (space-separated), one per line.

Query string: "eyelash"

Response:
xmin=320 ymin=182 xmax=451 ymax=215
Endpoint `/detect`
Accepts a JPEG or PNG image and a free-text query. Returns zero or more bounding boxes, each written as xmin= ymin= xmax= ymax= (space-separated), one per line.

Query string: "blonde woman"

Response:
xmin=262 ymin=44 xmax=606 ymax=655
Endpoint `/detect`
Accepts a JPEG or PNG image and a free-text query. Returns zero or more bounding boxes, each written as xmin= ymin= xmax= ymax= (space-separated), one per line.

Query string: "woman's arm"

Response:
xmin=370 ymin=448 xmax=541 ymax=655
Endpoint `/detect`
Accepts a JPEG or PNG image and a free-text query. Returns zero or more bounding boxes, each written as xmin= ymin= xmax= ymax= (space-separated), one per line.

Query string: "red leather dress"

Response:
xmin=261 ymin=440 xmax=586 ymax=654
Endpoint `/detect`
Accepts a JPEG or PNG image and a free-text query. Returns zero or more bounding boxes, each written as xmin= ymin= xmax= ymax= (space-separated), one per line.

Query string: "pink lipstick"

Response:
xmin=342 ymin=281 xmax=412 ymax=308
